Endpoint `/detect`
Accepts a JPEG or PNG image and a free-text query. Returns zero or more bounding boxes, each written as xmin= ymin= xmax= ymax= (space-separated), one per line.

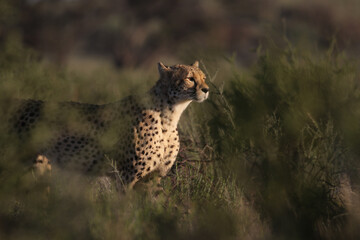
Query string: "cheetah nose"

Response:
xmin=201 ymin=88 xmax=209 ymax=93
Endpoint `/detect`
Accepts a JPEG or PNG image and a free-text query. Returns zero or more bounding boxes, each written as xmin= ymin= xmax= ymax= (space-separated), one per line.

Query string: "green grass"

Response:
xmin=1 ymin=36 xmax=360 ymax=239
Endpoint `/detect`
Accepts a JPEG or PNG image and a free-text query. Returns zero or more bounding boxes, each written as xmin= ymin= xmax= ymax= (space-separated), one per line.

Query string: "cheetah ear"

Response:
xmin=157 ymin=62 xmax=170 ymax=76
xmin=192 ymin=61 xmax=199 ymax=68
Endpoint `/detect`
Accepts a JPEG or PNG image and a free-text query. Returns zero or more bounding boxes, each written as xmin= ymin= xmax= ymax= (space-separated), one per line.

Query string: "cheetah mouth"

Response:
xmin=194 ymin=92 xmax=209 ymax=102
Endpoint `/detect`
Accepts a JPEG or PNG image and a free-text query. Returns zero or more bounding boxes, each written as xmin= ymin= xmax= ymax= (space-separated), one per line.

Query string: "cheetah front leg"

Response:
xmin=158 ymin=135 xmax=180 ymax=183
xmin=157 ymin=152 xmax=178 ymax=187
xmin=143 ymin=157 xmax=176 ymax=196
xmin=158 ymin=159 xmax=176 ymax=181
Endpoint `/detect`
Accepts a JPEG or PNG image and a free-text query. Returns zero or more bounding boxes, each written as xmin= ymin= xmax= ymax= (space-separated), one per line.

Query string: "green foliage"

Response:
xmin=1 ymin=38 xmax=360 ymax=240
xmin=213 ymin=43 xmax=360 ymax=239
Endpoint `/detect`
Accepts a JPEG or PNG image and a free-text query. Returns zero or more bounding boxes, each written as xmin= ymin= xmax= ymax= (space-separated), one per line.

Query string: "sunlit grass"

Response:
xmin=1 ymin=36 xmax=360 ymax=239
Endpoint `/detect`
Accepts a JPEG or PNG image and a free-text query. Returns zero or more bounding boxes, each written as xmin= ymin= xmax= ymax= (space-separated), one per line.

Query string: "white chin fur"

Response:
xmin=195 ymin=93 xmax=209 ymax=102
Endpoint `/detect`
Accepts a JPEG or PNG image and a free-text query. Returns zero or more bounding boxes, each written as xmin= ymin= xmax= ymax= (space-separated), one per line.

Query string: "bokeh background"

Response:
xmin=1 ymin=0 xmax=360 ymax=239
xmin=4 ymin=0 xmax=360 ymax=68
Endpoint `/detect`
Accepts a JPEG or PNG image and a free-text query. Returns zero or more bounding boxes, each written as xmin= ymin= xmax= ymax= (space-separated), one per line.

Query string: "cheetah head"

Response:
xmin=157 ymin=61 xmax=209 ymax=103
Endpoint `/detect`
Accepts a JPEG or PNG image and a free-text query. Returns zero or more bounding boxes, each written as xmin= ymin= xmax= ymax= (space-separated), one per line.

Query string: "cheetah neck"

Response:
xmin=150 ymin=85 xmax=192 ymax=129
xmin=163 ymin=100 xmax=192 ymax=129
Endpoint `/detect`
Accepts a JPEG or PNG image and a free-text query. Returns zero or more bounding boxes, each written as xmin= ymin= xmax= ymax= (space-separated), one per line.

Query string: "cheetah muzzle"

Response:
xmin=10 ymin=61 xmax=209 ymax=189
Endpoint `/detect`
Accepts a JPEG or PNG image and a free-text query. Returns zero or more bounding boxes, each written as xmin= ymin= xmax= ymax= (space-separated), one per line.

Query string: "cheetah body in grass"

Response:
xmin=11 ymin=61 xmax=209 ymax=188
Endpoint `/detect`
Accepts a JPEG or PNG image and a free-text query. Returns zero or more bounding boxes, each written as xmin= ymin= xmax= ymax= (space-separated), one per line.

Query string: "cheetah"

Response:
xmin=9 ymin=61 xmax=209 ymax=189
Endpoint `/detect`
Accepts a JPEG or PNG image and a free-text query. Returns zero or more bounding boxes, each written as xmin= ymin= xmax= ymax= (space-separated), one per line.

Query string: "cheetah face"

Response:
xmin=158 ymin=61 xmax=209 ymax=103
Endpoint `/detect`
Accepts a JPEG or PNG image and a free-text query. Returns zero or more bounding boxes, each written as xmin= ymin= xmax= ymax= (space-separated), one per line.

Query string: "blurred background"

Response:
xmin=1 ymin=0 xmax=360 ymax=240
xmin=2 ymin=0 xmax=360 ymax=69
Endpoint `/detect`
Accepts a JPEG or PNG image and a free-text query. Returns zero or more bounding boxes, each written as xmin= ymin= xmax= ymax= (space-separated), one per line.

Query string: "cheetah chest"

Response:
xmin=161 ymin=128 xmax=180 ymax=167
xmin=117 ymin=110 xmax=180 ymax=183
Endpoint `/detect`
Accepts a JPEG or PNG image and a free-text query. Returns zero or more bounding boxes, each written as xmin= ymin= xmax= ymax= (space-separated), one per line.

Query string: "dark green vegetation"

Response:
xmin=1 ymin=36 xmax=360 ymax=240
xmin=2 ymin=0 xmax=360 ymax=239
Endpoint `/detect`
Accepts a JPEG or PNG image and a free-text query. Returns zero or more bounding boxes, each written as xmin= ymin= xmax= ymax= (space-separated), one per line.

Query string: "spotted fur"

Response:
xmin=10 ymin=61 xmax=209 ymax=189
